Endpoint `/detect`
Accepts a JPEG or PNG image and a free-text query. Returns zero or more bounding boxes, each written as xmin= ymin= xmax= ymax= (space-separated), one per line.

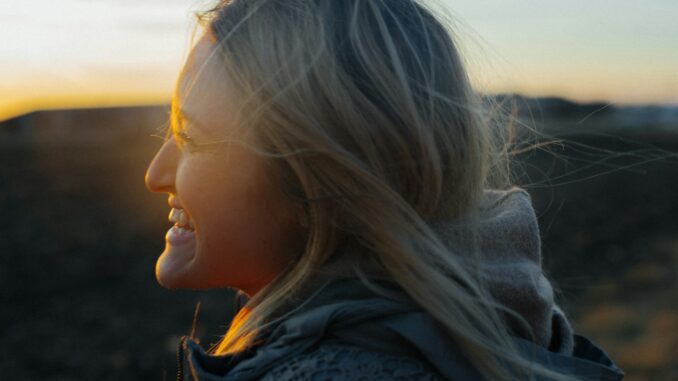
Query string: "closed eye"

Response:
xmin=169 ymin=111 xmax=196 ymax=149
xmin=173 ymin=126 xmax=222 ymax=153
xmin=175 ymin=130 xmax=195 ymax=145
xmin=168 ymin=104 xmax=220 ymax=152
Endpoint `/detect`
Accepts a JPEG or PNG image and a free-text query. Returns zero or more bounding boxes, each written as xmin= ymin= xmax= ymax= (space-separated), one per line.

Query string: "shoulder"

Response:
xmin=260 ymin=341 xmax=443 ymax=381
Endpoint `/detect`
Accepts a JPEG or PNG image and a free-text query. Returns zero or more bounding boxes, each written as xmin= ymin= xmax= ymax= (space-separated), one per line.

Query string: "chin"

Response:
xmin=154 ymin=246 xmax=200 ymax=290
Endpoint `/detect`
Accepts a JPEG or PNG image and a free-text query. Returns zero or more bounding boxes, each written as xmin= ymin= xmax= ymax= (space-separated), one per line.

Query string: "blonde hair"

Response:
xmin=188 ymin=1 xmax=578 ymax=380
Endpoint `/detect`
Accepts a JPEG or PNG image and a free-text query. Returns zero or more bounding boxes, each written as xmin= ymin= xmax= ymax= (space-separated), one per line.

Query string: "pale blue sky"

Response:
xmin=1 ymin=0 xmax=676 ymax=120
xmin=446 ymin=0 xmax=678 ymax=104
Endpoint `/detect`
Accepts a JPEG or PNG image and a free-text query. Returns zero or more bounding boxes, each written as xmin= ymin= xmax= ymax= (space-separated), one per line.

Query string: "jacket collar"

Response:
xmin=178 ymin=277 xmax=624 ymax=381
xmin=176 ymin=188 xmax=623 ymax=380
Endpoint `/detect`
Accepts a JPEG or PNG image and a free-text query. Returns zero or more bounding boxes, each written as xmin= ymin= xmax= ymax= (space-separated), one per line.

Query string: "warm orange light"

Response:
xmin=211 ymin=306 xmax=259 ymax=355
xmin=0 ymin=92 xmax=171 ymax=122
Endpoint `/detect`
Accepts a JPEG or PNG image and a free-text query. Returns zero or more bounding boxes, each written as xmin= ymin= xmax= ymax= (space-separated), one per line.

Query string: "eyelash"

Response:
xmin=175 ymin=131 xmax=194 ymax=145
xmin=168 ymin=114 xmax=195 ymax=149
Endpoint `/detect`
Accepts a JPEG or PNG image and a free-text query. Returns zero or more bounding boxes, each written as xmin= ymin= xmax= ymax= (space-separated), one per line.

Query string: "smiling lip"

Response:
xmin=166 ymin=225 xmax=196 ymax=246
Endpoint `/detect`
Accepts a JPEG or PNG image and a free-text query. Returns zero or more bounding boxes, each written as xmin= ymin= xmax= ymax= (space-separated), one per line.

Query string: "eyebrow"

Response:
xmin=169 ymin=77 xmax=217 ymax=138
xmin=168 ymin=101 xmax=224 ymax=151
xmin=169 ymin=82 xmax=198 ymax=130
xmin=181 ymin=110 xmax=214 ymax=141
xmin=170 ymin=101 xmax=201 ymax=133
xmin=179 ymin=109 xmax=201 ymax=127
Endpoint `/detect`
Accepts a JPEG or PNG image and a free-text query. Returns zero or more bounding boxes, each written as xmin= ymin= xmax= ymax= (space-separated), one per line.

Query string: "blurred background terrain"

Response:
xmin=1 ymin=98 xmax=676 ymax=380
xmin=2 ymin=0 xmax=677 ymax=379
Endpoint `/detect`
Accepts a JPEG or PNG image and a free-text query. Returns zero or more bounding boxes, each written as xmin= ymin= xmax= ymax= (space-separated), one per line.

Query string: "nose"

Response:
xmin=145 ymin=139 xmax=179 ymax=193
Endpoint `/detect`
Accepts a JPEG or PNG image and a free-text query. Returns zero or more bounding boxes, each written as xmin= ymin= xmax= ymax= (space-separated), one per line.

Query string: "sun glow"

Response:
xmin=0 ymin=0 xmax=205 ymax=121
xmin=1 ymin=0 xmax=676 ymax=122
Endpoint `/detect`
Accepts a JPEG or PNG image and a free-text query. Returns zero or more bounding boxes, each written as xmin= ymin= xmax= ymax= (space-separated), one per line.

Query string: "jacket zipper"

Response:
xmin=176 ymin=336 xmax=185 ymax=381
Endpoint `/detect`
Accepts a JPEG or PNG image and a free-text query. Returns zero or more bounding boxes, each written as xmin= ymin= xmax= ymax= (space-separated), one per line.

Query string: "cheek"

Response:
xmin=177 ymin=155 xmax=302 ymax=289
xmin=196 ymin=185 xmax=297 ymax=281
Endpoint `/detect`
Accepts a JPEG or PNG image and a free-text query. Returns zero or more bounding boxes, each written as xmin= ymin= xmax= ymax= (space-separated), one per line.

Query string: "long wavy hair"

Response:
xmin=184 ymin=0 xmax=577 ymax=380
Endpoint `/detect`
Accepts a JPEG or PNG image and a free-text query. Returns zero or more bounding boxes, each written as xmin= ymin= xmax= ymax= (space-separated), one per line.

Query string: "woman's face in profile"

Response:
xmin=145 ymin=34 xmax=305 ymax=295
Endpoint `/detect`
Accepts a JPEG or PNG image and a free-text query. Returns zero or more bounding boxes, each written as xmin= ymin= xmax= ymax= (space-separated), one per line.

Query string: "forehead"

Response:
xmin=174 ymin=34 xmax=239 ymax=137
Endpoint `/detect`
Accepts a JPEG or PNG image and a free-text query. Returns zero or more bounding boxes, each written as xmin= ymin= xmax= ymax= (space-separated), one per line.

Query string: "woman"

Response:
xmin=145 ymin=0 xmax=624 ymax=379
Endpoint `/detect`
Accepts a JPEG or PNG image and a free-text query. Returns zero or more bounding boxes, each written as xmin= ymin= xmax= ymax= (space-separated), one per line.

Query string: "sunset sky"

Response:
xmin=1 ymin=0 xmax=676 ymax=121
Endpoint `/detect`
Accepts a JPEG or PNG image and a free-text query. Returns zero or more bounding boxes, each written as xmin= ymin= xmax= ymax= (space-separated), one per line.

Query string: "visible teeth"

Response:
xmin=169 ymin=208 xmax=180 ymax=223
xmin=169 ymin=208 xmax=194 ymax=230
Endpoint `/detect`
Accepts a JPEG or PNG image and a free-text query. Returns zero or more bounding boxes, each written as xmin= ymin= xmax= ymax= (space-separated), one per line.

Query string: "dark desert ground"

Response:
xmin=1 ymin=99 xmax=677 ymax=380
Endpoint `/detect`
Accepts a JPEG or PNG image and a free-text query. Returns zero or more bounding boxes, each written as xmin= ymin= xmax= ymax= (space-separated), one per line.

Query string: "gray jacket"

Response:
xmin=176 ymin=189 xmax=624 ymax=380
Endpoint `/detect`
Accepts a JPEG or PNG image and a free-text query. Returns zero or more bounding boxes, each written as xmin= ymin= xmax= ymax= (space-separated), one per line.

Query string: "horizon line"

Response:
xmin=2 ymin=93 xmax=677 ymax=124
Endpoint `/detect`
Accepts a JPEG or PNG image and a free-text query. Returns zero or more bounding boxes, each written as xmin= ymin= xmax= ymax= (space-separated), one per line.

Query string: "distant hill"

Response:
xmin=1 ymin=97 xmax=677 ymax=138
xmin=491 ymin=94 xmax=678 ymax=128
xmin=0 ymin=105 xmax=168 ymax=149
